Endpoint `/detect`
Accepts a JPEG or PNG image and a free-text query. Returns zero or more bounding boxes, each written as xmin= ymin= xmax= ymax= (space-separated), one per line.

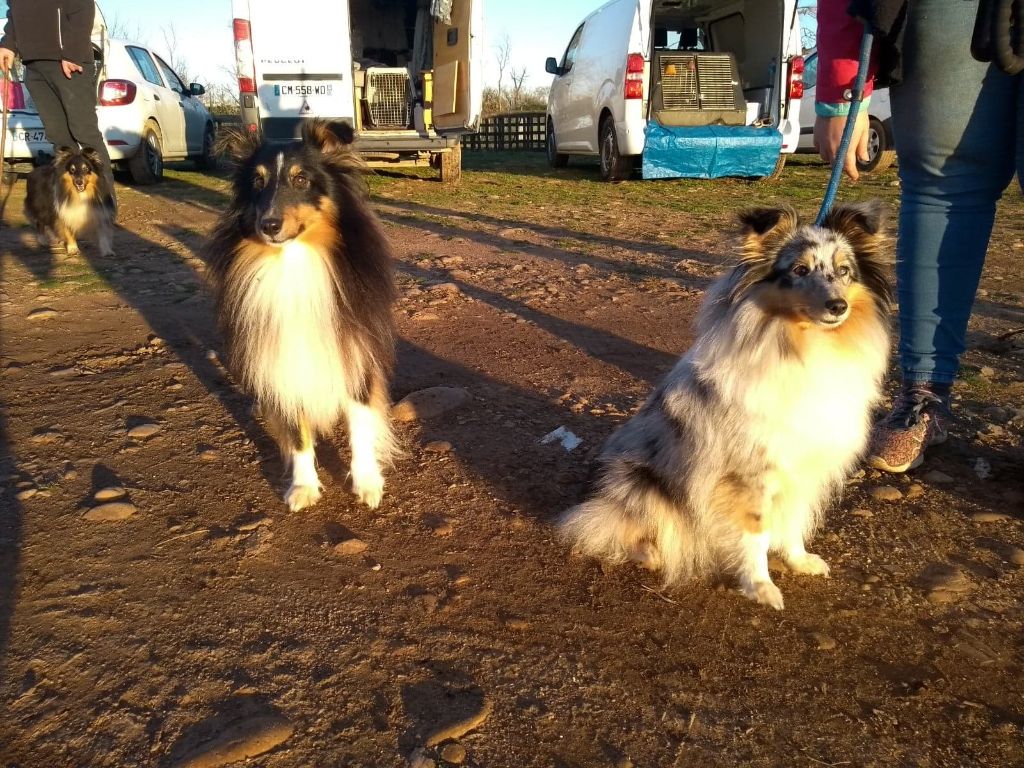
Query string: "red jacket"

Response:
xmin=815 ymin=0 xmax=877 ymax=115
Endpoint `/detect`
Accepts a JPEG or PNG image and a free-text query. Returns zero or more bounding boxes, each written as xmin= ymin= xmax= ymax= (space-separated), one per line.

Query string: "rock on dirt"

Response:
xmin=93 ymin=486 xmax=127 ymax=502
xmin=334 ymin=538 xmax=369 ymax=556
xmin=439 ymin=742 xmax=467 ymax=765
xmin=868 ymin=486 xmax=903 ymax=502
xmin=971 ymin=511 xmax=1010 ymax=523
xmin=918 ymin=564 xmax=973 ymax=604
xmin=808 ymin=632 xmax=838 ymax=651
xmin=924 ymin=470 xmax=954 ymax=484
xmin=27 ymin=307 xmax=58 ymax=321
xmin=83 ymin=501 xmax=138 ymax=521
xmin=170 ymin=714 xmax=293 ymax=768
xmin=424 ymin=696 xmax=493 ymax=747
xmin=126 ymin=421 xmax=163 ymax=439
xmin=393 ymin=387 xmax=470 ymax=422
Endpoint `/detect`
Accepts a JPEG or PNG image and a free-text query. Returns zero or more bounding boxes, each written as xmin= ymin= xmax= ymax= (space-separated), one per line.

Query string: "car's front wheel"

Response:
xmin=547 ymin=119 xmax=568 ymax=168
xmin=857 ymin=117 xmax=896 ymax=174
xmin=129 ymin=121 xmax=163 ymax=185
xmin=599 ymin=117 xmax=631 ymax=182
xmin=195 ymin=124 xmax=219 ymax=171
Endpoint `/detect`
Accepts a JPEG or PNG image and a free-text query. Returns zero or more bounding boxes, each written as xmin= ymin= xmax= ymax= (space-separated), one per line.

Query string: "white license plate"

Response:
xmin=273 ymin=83 xmax=335 ymax=97
xmin=12 ymin=129 xmax=46 ymax=142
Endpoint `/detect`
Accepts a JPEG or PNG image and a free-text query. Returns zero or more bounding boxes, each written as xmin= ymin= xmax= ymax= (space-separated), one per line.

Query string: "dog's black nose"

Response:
xmin=826 ymin=299 xmax=849 ymax=316
xmin=260 ymin=218 xmax=283 ymax=237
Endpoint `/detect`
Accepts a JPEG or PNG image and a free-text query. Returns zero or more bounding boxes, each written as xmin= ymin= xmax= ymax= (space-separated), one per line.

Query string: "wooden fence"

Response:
xmin=462 ymin=112 xmax=547 ymax=151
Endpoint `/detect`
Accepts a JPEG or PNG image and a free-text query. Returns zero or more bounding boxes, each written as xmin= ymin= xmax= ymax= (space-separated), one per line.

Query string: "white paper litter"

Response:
xmin=540 ymin=426 xmax=582 ymax=452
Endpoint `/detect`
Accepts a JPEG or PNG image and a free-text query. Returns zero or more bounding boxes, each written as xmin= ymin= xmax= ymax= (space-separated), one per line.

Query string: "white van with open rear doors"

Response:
xmin=231 ymin=0 xmax=484 ymax=182
xmin=546 ymin=0 xmax=805 ymax=181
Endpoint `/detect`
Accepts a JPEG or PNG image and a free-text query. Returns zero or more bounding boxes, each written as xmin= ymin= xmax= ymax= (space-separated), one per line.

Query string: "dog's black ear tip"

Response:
xmin=827 ymin=199 xmax=886 ymax=235
xmin=738 ymin=204 xmax=797 ymax=236
xmin=332 ymin=121 xmax=355 ymax=145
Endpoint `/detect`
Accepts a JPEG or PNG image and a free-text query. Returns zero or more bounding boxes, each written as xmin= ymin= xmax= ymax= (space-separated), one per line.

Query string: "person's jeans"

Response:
xmin=890 ymin=0 xmax=1022 ymax=385
xmin=23 ymin=59 xmax=116 ymax=198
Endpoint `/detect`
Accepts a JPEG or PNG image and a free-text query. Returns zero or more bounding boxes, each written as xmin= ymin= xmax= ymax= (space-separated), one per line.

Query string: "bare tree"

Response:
xmin=493 ymin=33 xmax=511 ymax=112
xmin=104 ymin=12 xmax=145 ymax=43
xmin=509 ymin=66 xmax=527 ymax=111
xmin=159 ymin=23 xmax=192 ymax=85
xmin=797 ymin=5 xmax=817 ymax=52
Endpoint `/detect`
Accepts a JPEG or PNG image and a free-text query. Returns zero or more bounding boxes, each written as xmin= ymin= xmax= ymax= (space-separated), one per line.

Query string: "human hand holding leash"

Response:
xmin=815 ymin=112 xmax=870 ymax=181
xmin=61 ymin=59 xmax=83 ymax=78
xmin=0 ymin=47 xmax=14 ymax=75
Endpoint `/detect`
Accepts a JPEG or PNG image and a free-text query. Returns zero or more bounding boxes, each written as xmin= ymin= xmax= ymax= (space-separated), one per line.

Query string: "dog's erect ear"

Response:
xmin=736 ymin=204 xmax=799 ymax=266
xmin=81 ymin=147 xmax=102 ymax=166
xmin=738 ymin=205 xmax=799 ymax=238
xmin=301 ymin=119 xmax=355 ymax=153
xmin=214 ymin=126 xmax=261 ymax=165
xmin=54 ymin=146 xmax=74 ymax=164
xmin=823 ymin=200 xmax=885 ymax=239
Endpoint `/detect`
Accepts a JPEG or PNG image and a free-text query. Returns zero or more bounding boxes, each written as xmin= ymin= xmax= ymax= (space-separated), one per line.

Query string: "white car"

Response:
xmin=796 ymin=49 xmax=895 ymax=173
xmin=97 ymin=37 xmax=217 ymax=183
xmin=1 ymin=64 xmax=56 ymax=167
xmin=545 ymin=0 xmax=806 ymax=181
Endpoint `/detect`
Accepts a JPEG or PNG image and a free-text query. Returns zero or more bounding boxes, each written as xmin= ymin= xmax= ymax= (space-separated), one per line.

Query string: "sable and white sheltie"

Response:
xmin=205 ymin=120 xmax=397 ymax=512
xmin=24 ymin=146 xmax=115 ymax=257
xmin=560 ymin=202 xmax=893 ymax=609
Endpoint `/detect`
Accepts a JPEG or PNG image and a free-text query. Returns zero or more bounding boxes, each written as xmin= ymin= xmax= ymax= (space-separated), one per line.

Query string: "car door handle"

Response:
xmin=154 ymin=94 xmax=161 ymax=101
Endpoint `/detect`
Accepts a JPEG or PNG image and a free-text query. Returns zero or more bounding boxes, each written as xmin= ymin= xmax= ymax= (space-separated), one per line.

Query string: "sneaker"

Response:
xmin=866 ymin=385 xmax=950 ymax=473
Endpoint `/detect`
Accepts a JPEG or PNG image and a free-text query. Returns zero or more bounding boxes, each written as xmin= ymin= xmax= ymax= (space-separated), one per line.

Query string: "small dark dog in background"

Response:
xmin=25 ymin=146 xmax=115 ymax=257
xmin=204 ymin=119 xmax=397 ymax=512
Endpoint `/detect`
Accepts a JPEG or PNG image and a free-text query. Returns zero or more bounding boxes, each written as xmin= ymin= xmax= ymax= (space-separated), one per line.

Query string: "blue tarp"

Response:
xmin=641 ymin=123 xmax=784 ymax=180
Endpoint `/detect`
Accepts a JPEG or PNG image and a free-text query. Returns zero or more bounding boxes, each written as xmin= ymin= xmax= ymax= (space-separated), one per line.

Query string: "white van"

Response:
xmin=231 ymin=0 xmax=484 ymax=181
xmin=546 ymin=0 xmax=805 ymax=181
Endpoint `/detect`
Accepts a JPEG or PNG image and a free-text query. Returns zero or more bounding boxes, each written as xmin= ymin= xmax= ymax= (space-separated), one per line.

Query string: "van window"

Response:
xmin=654 ymin=26 xmax=706 ymax=51
xmin=803 ymin=53 xmax=818 ymax=90
xmin=560 ymin=24 xmax=584 ymax=74
xmin=126 ymin=46 xmax=165 ymax=88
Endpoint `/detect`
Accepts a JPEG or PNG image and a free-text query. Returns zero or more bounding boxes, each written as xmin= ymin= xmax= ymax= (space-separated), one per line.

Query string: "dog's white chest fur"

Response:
xmin=232 ymin=240 xmax=352 ymax=430
xmin=57 ymin=194 xmax=93 ymax=233
xmin=745 ymin=331 xmax=885 ymax=472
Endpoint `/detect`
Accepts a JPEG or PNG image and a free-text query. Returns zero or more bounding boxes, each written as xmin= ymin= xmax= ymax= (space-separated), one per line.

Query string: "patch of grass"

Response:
xmin=38 ymin=259 xmax=110 ymax=293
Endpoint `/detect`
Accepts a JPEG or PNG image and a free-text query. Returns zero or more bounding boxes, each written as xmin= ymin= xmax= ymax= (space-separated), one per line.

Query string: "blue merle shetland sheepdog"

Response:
xmin=560 ymin=202 xmax=893 ymax=610
xmin=205 ymin=120 xmax=397 ymax=512
xmin=25 ymin=146 xmax=115 ymax=257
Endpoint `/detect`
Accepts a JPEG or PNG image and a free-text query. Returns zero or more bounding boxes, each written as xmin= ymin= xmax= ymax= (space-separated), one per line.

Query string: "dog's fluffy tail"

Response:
xmin=559 ymin=486 xmax=703 ymax=586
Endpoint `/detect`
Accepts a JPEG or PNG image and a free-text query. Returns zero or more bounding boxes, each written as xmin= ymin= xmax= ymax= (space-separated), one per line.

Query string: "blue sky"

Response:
xmin=92 ymin=0 xmax=610 ymax=89
xmin=5 ymin=1 xmax=814 ymax=91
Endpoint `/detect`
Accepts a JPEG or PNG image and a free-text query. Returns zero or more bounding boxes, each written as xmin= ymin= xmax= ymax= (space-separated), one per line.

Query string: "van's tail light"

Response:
xmin=1 ymin=80 xmax=25 ymax=110
xmin=625 ymin=53 xmax=644 ymax=99
xmin=234 ymin=18 xmax=256 ymax=95
xmin=99 ymin=79 xmax=137 ymax=106
xmin=788 ymin=55 xmax=805 ymax=100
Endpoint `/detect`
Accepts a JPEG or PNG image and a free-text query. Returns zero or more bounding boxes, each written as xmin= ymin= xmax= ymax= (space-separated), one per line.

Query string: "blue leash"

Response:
xmin=814 ymin=25 xmax=875 ymax=226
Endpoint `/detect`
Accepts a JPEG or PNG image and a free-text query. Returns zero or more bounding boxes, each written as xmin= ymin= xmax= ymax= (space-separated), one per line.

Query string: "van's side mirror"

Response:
xmin=545 ymin=57 xmax=562 ymax=76
xmin=189 ymin=82 xmax=206 ymax=97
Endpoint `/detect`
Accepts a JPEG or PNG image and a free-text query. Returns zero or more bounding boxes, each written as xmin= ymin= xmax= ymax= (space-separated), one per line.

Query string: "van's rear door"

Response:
xmin=246 ymin=0 xmax=355 ymax=139
xmin=432 ymin=0 xmax=483 ymax=132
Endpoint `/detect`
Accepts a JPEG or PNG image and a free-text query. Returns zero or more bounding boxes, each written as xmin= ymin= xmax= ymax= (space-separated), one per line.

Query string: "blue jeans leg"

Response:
xmin=889 ymin=0 xmax=1022 ymax=386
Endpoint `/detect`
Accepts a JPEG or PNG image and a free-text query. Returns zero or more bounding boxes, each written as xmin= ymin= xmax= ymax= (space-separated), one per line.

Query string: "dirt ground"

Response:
xmin=1 ymin=153 xmax=1022 ymax=768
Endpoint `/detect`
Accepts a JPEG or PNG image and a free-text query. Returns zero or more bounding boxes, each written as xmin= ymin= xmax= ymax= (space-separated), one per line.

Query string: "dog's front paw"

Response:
xmin=628 ymin=541 xmax=662 ymax=571
xmin=742 ymin=580 xmax=785 ymax=610
xmin=284 ymin=483 xmax=321 ymax=512
xmin=64 ymin=243 xmax=80 ymax=256
xmin=787 ymin=552 xmax=831 ymax=577
xmin=352 ymin=471 xmax=384 ymax=509
xmin=352 ymin=466 xmax=385 ymax=507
